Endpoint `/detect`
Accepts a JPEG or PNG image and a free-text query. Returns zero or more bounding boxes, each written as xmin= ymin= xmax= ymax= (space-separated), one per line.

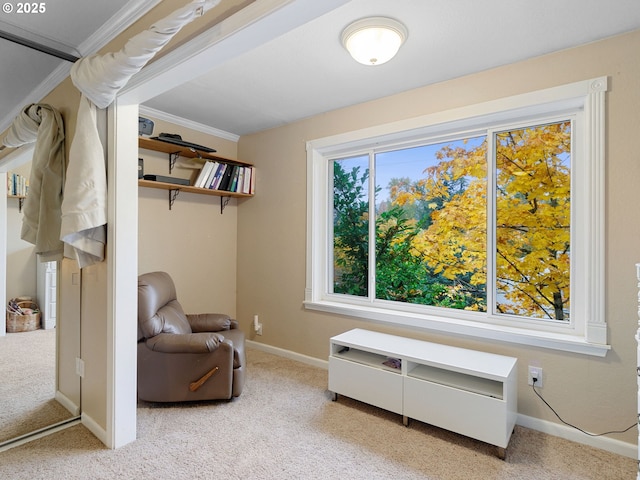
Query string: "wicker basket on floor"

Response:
xmin=6 ymin=301 xmax=40 ymax=333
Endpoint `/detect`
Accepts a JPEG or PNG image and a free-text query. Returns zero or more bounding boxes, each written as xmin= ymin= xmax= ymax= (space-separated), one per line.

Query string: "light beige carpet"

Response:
xmin=0 ymin=328 xmax=73 ymax=443
xmin=0 ymin=347 xmax=635 ymax=479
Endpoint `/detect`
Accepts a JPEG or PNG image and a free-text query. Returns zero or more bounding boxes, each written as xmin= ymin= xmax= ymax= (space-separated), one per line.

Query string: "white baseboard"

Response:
xmin=247 ymin=340 xmax=637 ymax=459
xmin=247 ymin=340 xmax=328 ymax=370
xmin=81 ymin=413 xmax=108 ymax=447
xmin=56 ymin=391 xmax=80 ymax=416
xmin=517 ymin=414 xmax=636 ymax=459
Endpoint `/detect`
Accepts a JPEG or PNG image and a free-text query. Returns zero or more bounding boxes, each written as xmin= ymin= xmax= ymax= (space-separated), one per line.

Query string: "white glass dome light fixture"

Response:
xmin=341 ymin=17 xmax=408 ymax=66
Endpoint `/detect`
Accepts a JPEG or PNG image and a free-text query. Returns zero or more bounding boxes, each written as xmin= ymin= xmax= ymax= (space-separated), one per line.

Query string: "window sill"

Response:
xmin=303 ymin=299 xmax=610 ymax=357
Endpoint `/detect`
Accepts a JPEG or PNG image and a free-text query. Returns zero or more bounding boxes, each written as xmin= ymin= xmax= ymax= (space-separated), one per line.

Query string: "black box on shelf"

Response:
xmin=142 ymin=174 xmax=190 ymax=186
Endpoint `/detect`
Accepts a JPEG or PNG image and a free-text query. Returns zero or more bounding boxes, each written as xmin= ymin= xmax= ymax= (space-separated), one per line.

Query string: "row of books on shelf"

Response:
xmin=7 ymin=172 xmax=28 ymax=196
xmin=193 ymin=161 xmax=255 ymax=194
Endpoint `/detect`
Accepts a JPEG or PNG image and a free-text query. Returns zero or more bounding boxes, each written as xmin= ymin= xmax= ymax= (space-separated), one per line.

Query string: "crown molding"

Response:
xmin=78 ymin=0 xmax=162 ymax=56
xmin=139 ymin=105 xmax=240 ymax=142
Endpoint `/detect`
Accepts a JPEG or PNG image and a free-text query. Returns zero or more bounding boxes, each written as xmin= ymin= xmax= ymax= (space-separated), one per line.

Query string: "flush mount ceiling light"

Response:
xmin=341 ymin=17 xmax=408 ymax=66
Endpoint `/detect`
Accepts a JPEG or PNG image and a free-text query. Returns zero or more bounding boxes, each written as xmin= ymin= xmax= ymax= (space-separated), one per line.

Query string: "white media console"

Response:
xmin=328 ymin=329 xmax=518 ymax=458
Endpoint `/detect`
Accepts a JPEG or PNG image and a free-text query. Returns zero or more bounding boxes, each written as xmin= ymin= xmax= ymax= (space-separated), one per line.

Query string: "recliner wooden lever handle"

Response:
xmin=189 ymin=366 xmax=219 ymax=392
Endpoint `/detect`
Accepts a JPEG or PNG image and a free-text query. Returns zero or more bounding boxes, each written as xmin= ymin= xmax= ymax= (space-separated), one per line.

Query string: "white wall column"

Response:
xmin=105 ymin=101 xmax=139 ymax=448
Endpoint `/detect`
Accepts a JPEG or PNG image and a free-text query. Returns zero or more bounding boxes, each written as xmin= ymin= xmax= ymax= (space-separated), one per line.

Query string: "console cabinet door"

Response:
xmin=329 ymin=356 xmax=403 ymax=414
xmin=404 ymin=376 xmax=509 ymax=448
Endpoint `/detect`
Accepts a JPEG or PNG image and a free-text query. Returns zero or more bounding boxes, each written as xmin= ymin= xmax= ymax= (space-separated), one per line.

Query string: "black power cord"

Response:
xmin=531 ymin=378 xmax=636 ymax=437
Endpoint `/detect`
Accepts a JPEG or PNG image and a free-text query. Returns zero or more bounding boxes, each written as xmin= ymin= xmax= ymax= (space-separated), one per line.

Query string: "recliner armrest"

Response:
xmin=187 ymin=313 xmax=231 ymax=332
xmin=145 ymin=332 xmax=226 ymax=353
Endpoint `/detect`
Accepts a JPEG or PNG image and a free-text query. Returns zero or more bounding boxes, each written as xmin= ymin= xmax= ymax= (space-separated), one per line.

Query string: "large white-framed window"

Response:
xmin=305 ymin=77 xmax=609 ymax=356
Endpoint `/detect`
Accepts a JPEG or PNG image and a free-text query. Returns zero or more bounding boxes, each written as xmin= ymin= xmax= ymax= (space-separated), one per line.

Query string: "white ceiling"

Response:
xmin=142 ymin=0 xmax=640 ymax=137
xmin=2 ymin=0 xmax=640 ymax=139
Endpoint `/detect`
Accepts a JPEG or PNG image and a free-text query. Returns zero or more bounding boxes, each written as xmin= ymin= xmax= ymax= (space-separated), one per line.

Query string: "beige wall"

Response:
xmin=57 ymin=258 xmax=80 ymax=411
xmin=138 ymin=116 xmax=239 ymax=316
xmin=237 ymin=30 xmax=640 ymax=445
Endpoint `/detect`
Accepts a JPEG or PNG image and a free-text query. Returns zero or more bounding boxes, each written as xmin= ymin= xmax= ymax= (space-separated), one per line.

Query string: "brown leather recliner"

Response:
xmin=137 ymin=271 xmax=245 ymax=402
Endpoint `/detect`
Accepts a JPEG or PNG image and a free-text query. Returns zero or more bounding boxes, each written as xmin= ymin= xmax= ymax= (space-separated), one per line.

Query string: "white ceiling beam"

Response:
xmin=120 ymin=0 xmax=350 ymax=106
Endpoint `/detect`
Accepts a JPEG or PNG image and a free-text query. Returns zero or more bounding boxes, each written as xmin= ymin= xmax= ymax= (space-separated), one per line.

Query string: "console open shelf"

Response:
xmin=333 ymin=347 xmax=402 ymax=374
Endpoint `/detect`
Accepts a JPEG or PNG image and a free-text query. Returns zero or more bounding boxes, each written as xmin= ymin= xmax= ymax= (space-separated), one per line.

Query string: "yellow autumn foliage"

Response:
xmin=394 ymin=121 xmax=571 ymax=320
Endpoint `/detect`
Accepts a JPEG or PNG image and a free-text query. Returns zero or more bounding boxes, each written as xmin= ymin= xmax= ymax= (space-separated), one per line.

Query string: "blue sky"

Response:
xmin=335 ymin=136 xmax=487 ymax=204
xmin=375 ymin=136 xmax=486 ymax=203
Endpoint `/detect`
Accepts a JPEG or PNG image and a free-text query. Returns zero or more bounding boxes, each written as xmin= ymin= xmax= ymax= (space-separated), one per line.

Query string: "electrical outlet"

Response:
xmin=528 ymin=366 xmax=542 ymax=387
xmin=253 ymin=315 xmax=263 ymax=335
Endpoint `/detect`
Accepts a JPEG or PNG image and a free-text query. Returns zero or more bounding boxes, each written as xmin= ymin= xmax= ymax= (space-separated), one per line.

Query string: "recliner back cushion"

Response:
xmin=138 ymin=272 xmax=192 ymax=338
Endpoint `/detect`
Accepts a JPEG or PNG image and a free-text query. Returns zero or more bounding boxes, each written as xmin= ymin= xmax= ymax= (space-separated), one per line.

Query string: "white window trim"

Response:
xmin=305 ymin=77 xmax=609 ymax=357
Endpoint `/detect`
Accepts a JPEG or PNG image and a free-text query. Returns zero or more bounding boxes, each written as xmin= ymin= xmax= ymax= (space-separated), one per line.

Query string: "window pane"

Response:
xmin=495 ymin=121 xmax=571 ymax=321
xmin=332 ymin=156 xmax=369 ymax=297
xmin=375 ymin=136 xmax=487 ymax=310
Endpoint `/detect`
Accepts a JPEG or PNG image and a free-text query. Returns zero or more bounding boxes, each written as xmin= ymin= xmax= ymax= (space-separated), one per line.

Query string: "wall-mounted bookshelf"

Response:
xmin=138 ymin=137 xmax=254 ymax=213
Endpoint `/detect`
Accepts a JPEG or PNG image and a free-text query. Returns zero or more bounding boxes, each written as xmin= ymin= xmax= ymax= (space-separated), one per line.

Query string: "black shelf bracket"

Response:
xmin=220 ymin=196 xmax=230 ymax=214
xmin=18 ymin=197 xmax=24 ymax=213
xmin=169 ymin=189 xmax=180 ymax=210
xmin=169 ymin=151 xmax=181 ymax=173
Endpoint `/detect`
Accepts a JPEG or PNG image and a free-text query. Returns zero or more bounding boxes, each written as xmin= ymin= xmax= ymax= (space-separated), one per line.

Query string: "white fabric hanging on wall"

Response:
xmin=3 ymin=104 xmax=66 ymax=262
xmin=60 ymin=95 xmax=107 ymax=267
xmin=62 ymin=0 xmax=220 ymax=268
xmin=3 ymin=106 xmax=42 ymax=147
